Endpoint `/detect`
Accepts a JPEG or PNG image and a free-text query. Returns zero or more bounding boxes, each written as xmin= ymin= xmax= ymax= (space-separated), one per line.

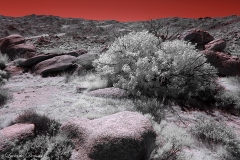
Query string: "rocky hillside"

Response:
xmin=0 ymin=15 xmax=240 ymax=54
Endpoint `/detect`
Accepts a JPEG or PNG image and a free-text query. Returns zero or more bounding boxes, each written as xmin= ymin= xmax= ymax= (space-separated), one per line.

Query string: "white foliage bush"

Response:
xmin=94 ymin=31 xmax=217 ymax=104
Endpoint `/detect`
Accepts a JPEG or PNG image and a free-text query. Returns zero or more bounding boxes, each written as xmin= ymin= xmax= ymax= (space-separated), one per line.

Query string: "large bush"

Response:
xmin=94 ymin=31 xmax=217 ymax=106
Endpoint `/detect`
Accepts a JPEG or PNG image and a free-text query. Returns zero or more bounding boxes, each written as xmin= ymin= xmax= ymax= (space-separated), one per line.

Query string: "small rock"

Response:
xmin=0 ymin=123 xmax=35 ymax=151
xmin=87 ymin=87 xmax=128 ymax=98
xmin=76 ymin=86 xmax=88 ymax=93
xmin=4 ymin=66 xmax=24 ymax=75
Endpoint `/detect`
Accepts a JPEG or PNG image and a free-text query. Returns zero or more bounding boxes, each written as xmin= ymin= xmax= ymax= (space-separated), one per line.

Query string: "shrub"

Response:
xmin=214 ymin=77 xmax=240 ymax=113
xmin=133 ymin=97 xmax=165 ymax=123
xmin=215 ymin=89 xmax=240 ymax=109
xmin=0 ymin=134 xmax=74 ymax=160
xmin=63 ymin=72 xmax=73 ymax=83
xmin=0 ymin=53 xmax=9 ymax=69
xmin=13 ymin=58 xmax=26 ymax=67
xmin=75 ymin=71 xmax=108 ymax=91
xmin=10 ymin=110 xmax=61 ymax=137
xmin=0 ymin=88 xmax=12 ymax=106
xmin=147 ymin=118 xmax=193 ymax=160
xmin=0 ymin=70 xmax=10 ymax=85
xmin=2 ymin=112 xmax=74 ymax=159
xmin=94 ymin=31 xmax=217 ymax=107
xmin=0 ymin=54 xmax=11 ymax=107
xmin=194 ymin=116 xmax=240 ymax=159
xmin=143 ymin=19 xmax=183 ymax=41
xmin=194 ymin=116 xmax=236 ymax=145
xmin=47 ymin=134 xmax=74 ymax=159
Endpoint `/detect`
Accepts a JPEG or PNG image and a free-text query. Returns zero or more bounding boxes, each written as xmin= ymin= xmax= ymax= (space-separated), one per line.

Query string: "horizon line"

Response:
xmin=1 ymin=14 xmax=239 ymax=23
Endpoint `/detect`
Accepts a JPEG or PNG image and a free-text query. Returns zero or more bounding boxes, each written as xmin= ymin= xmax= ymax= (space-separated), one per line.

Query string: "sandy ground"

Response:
xmin=0 ymin=73 xmax=134 ymax=129
xmin=1 ymin=73 xmax=240 ymax=135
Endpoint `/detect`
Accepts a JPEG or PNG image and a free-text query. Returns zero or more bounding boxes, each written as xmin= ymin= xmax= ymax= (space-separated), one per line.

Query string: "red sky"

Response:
xmin=0 ymin=0 xmax=240 ymax=22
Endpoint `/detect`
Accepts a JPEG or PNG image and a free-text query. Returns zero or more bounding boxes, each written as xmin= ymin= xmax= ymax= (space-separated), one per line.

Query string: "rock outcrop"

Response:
xmin=60 ymin=111 xmax=156 ymax=160
xmin=179 ymin=28 xmax=214 ymax=50
xmin=21 ymin=49 xmax=87 ymax=68
xmin=33 ymin=55 xmax=78 ymax=77
xmin=0 ymin=35 xmax=96 ymax=76
xmin=202 ymin=50 xmax=240 ymax=76
xmin=21 ymin=53 xmax=60 ymax=68
xmin=0 ymin=34 xmax=25 ymax=51
xmin=180 ymin=29 xmax=240 ymax=77
xmin=0 ymin=34 xmax=36 ymax=59
xmin=205 ymin=39 xmax=226 ymax=52
xmin=0 ymin=123 xmax=35 ymax=151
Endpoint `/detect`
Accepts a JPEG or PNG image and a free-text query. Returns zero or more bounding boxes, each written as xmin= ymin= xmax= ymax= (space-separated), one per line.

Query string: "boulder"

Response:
xmin=76 ymin=86 xmax=88 ymax=93
xmin=21 ymin=51 xmax=37 ymax=59
xmin=205 ymin=39 xmax=226 ymax=52
xmin=0 ymin=34 xmax=36 ymax=59
xmin=7 ymin=43 xmax=36 ymax=58
xmin=180 ymin=28 xmax=214 ymax=50
xmin=21 ymin=53 xmax=59 ymax=68
xmin=73 ymin=52 xmax=99 ymax=69
xmin=21 ymin=50 xmax=87 ymax=68
xmin=202 ymin=50 xmax=240 ymax=76
xmin=60 ymin=111 xmax=156 ymax=160
xmin=0 ymin=123 xmax=34 ymax=151
xmin=0 ymin=34 xmax=25 ymax=52
xmin=33 ymin=55 xmax=77 ymax=77
xmin=87 ymin=87 xmax=128 ymax=98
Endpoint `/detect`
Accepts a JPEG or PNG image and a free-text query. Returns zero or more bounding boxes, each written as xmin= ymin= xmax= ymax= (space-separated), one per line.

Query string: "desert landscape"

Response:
xmin=0 ymin=15 xmax=240 ymax=160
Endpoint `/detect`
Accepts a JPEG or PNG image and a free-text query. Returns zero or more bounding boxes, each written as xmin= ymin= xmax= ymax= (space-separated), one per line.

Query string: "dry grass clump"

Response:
xmin=9 ymin=110 xmax=61 ymax=137
xmin=0 ymin=53 xmax=11 ymax=107
xmin=147 ymin=116 xmax=193 ymax=160
xmin=193 ymin=116 xmax=240 ymax=159
xmin=0 ymin=53 xmax=9 ymax=69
